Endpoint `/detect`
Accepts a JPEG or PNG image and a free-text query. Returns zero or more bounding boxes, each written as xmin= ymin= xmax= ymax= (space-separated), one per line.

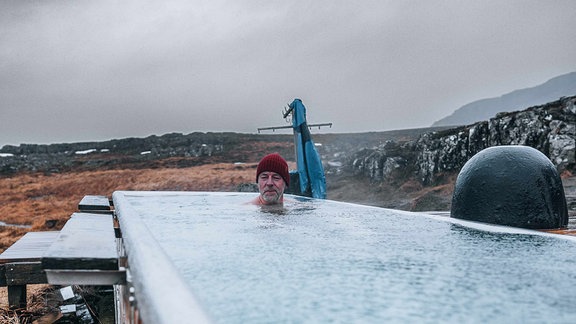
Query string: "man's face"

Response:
xmin=257 ymin=171 xmax=286 ymax=204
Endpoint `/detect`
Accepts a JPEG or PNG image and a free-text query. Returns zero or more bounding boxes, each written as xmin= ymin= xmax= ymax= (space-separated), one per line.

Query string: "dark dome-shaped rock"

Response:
xmin=451 ymin=145 xmax=568 ymax=229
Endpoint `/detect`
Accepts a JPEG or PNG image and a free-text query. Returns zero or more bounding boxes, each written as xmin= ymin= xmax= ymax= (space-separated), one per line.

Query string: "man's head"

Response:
xmin=256 ymin=153 xmax=289 ymax=205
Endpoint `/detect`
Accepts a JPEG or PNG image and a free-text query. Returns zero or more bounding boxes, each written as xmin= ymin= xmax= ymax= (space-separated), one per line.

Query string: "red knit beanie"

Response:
xmin=256 ymin=153 xmax=290 ymax=185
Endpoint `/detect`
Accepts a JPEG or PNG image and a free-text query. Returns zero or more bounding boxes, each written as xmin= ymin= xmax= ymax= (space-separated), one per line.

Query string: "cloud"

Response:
xmin=1 ymin=0 xmax=575 ymax=146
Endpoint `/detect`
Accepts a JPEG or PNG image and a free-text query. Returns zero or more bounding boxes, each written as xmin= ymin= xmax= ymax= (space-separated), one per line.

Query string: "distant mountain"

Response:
xmin=432 ymin=72 xmax=576 ymax=127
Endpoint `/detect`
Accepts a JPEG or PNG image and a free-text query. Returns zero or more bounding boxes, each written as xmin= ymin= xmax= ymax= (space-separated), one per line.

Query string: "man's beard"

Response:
xmin=261 ymin=190 xmax=280 ymax=203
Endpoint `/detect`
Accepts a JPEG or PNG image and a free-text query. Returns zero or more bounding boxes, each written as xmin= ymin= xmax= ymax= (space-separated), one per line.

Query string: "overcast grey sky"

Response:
xmin=1 ymin=0 xmax=575 ymax=147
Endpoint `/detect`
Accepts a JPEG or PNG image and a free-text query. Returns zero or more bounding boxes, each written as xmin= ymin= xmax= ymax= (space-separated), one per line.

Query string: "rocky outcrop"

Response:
xmin=351 ymin=96 xmax=576 ymax=185
xmin=349 ymin=141 xmax=415 ymax=185
xmin=0 ymin=132 xmax=292 ymax=175
xmin=0 ymin=123 xmax=446 ymax=177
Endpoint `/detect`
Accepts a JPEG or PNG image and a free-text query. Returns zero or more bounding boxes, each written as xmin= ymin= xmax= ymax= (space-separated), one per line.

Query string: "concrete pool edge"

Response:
xmin=113 ymin=191 xmax=212 ymax=324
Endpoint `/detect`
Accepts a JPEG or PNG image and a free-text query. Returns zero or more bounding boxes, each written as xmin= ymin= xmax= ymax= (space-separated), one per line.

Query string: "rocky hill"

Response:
xmin=433 ymin=72 xmax=576 ymax=127
xmin=0 ymin=127 xmax=450 ymax=176
xmin=351 ymin=95 xmax=574 ymax=187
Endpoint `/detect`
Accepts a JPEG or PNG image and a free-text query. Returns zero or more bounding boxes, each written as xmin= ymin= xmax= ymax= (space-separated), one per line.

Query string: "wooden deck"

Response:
xmin=0 ymin=231 xmax=60 ymax=309
xmin=1 ymin=195 xmax=125 ymax=309
xmin=78 ymin=195 xmax=113 ymax=213
xmin=0 ymin=232 xmax=60 ymax=264
xmin=42 ymin=213 xmax=118 ymax=271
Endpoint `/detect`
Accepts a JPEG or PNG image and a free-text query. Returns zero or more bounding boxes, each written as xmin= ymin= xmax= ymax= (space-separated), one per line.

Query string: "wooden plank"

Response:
xmin=42 ymin=213 xmax=118 ymax=271
xmin=0 ymin=232 xmax=58 ymax=309
xmin=4 ymin=261 xmax=47 ymax=285
xmin=0 ymin=231 xmax=60 ymax=264
xmin=0 ymin=264 xmax=5 ymax=286
xmin=78 ymin=195 xmax=111 ymax=211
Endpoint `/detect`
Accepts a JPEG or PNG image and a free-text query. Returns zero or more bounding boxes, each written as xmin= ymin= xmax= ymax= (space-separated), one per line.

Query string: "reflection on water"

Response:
xmin=122 ymin=192 xmax=576 ymax=323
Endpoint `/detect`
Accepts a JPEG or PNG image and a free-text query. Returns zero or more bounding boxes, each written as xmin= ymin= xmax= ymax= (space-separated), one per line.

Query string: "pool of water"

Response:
xmin=114 ymin=191 xmax=576 ymax=323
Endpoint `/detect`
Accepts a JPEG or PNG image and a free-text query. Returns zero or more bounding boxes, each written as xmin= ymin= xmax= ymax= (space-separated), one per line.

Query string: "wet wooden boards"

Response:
xmin=78 ymin=195 xmax=112 ymax=213
xmin=0 ymin=231 xmax=60 ymax=309
xmin=42 ymin=213 xmax=118 ymax=271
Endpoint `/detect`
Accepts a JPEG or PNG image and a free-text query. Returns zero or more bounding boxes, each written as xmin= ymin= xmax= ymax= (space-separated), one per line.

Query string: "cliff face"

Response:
xmin=351 ymin=96 xmax=575 ymax=185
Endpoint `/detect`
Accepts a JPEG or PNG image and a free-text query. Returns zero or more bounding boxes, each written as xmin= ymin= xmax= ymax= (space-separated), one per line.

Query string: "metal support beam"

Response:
xmin=45 ymin=268 xmax=127 ymax=285
xmin=257 ymin=123 xmax=332 ymax=133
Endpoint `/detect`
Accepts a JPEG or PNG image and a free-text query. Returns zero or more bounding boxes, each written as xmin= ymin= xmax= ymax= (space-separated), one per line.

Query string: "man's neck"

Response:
xmin=258 ymin=195 xmax=283 ymax=205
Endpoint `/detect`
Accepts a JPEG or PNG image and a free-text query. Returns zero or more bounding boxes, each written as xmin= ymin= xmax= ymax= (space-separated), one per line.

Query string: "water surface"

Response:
xmin=118 ymin=192 xmax=576 ymax=323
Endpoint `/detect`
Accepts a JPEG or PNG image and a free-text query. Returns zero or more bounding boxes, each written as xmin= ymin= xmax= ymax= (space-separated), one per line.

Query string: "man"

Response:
xmin=252 ymin=153 xmax=290 ymax=205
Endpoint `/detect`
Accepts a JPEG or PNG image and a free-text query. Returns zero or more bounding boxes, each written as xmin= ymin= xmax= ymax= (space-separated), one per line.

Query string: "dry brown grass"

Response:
xmin=0 ymin=162 xmax=264 ymax=251
xmin=0 ymin=285 xmax=56 ymax=323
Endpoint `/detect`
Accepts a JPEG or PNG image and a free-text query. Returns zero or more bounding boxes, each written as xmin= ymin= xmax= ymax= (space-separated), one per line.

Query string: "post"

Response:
xmin=8 ymin=285 xmax=26 ymax=309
